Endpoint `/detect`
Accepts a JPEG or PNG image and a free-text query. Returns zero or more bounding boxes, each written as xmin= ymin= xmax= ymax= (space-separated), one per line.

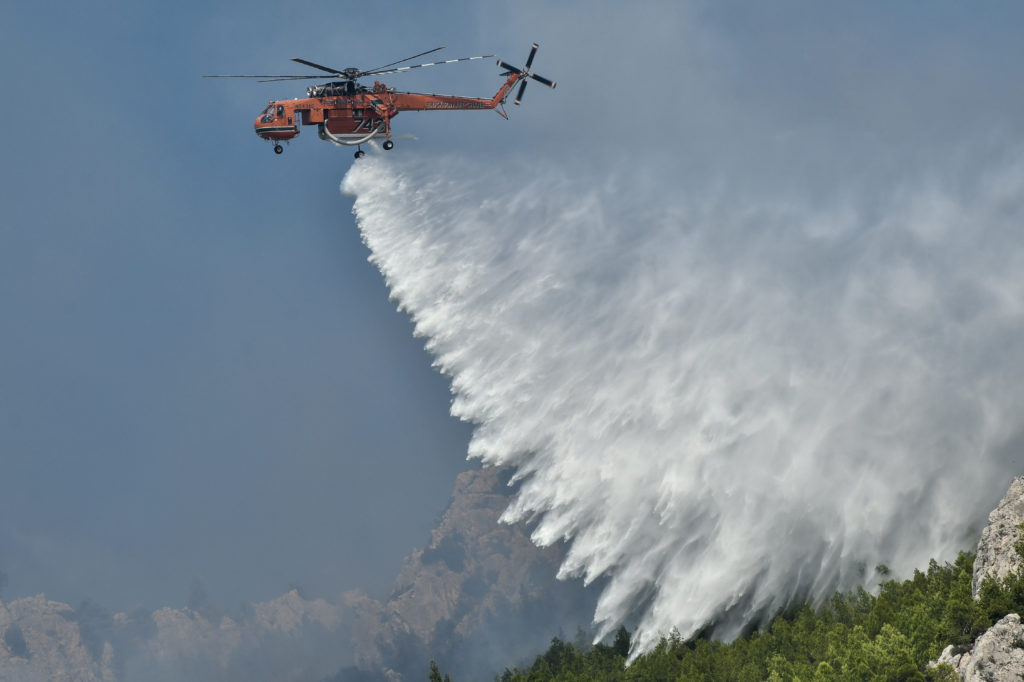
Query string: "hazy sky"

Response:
xmin=3 ymin=0 xmax=1024 ymax=622
xmin=0 ymin=0 xmax=507 ymax=610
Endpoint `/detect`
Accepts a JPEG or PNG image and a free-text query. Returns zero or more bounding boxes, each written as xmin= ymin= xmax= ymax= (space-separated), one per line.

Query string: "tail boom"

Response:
xmin=387 ymin=43 xmax=554 ymax=116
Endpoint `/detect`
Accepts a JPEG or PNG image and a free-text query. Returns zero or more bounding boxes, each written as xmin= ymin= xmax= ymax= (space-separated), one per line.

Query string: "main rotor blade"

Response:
xmin=530 ymin=73 xmax=557 ymax=88
xmin=514 ymin=80 xmax=528 ymax=105
xmin=257 ymin=76 xmax=330 ymax=82
xmin=525 ymin=43 xmax=538 ymax=69
xmin=362 ymin=54 xmax=495 ymax=77
xmin=203 ymin=74 xmax=313 ymax=78
xmin=290 ymin=58 xmax=345 ymax=75
xmin=364 ymin=46 xmax=446 ymax=74
xmin=497 ymin=60 xmax=522 ymax=74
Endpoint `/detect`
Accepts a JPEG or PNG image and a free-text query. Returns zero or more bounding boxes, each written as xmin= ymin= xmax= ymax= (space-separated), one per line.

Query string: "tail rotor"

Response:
xmin=498 ymin=43 xmax=557 ymax=105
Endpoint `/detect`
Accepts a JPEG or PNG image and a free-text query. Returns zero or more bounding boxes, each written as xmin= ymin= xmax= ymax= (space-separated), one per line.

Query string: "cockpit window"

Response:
xmin=261 ymin=104 xmax=274 ymax=115
xmin=277 ymin=105 xmax=285 ymax=118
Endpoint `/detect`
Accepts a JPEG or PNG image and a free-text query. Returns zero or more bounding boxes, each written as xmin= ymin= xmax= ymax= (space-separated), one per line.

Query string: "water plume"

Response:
xmin=342 ymin=152 xmax=1024 ymax=656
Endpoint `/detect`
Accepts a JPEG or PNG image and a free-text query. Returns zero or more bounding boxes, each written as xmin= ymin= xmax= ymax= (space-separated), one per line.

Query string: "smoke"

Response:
xmin=342 ymin=151 xmax=1024 ymax=656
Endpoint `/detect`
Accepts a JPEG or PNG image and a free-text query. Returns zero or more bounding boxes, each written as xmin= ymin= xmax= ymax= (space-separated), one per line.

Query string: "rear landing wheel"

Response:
xmin=274 ymin=144 xmax=283 ymax=154
xmin=382 ymin=140 xmax=394 ymax=151
xmin=354 ymin=150 xmax=365 ymax=159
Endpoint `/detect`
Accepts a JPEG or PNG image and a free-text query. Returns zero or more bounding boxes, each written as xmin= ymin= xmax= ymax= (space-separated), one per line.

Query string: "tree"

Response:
xmin=925 ymin=663 xmax=959 ymax=681
xmin=428 ymin=660 xmax=451 ymax=682
xmin=612 ymin=626 xmax=631 ymax=659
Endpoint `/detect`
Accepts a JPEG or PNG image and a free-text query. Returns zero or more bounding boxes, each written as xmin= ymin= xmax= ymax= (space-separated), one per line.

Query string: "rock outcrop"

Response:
xmin=0 ymin=595 xmax=116 ymax=682
xmin=972 ymin=476 xmax=1024 ymax=599
xmin=930 ymin=476 xmax=1024 ymax=681
xmin=935 ymin=614 xmax=1024 ymax=682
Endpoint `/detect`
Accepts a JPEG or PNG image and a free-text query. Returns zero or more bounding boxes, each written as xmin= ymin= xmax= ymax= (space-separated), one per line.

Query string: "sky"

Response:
xmin=0 ymin=0 xmax=510 ymax=611
xmin=2 ymin=0 xmax=1024 ymax=638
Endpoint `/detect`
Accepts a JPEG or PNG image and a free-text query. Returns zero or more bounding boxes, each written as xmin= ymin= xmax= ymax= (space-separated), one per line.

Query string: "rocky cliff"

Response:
xmin=971 ymin=476 xmax=1024 ymax=600
xmin=348 ymin=468 xmax=597 ymax=680
xmin=932 ymin=476 xmax=1024 ymax=682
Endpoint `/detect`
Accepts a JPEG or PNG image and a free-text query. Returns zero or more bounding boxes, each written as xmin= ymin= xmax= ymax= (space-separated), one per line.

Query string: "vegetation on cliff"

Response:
xmin=430 ymin=542 xmax=1024 ymax=681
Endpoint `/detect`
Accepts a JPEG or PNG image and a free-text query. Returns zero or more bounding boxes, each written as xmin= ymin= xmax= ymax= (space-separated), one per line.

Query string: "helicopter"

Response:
xmin=204 ymin=43 xmax=556 ymax=158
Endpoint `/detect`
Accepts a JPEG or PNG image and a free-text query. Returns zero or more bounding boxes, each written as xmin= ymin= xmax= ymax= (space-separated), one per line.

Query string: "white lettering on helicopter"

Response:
xmin=425 ymin=101 xmax=489 ymax=109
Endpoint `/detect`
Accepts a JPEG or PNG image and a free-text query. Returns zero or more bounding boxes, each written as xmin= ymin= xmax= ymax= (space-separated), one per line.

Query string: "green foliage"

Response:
xmin=1014 ymin=523 xmax=1024 ymax=562
xmin=490 ymin=548 xmax=1024 ymax=682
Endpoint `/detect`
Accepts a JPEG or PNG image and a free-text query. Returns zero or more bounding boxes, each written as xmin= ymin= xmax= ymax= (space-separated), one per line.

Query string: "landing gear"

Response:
xmin=354 ymin=149 xmax=365 ymax=159
xmin=382 ymin=140 xmax=394 ymax=151
xmin=273 ymin=144 xmax=283 ymax=154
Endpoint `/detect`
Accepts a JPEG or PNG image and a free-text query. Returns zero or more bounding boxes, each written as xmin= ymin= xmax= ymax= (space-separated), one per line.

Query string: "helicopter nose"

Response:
xmin=254 ymin=114 xmax=276 ymax=136
xmin=253 ymin=118 xmax=299 ymax=142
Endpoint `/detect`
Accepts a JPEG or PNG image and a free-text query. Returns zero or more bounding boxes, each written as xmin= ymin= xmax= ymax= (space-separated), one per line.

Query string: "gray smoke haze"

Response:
xmin=5 ymin=0 xmax=1024 ymax=675
xmin=343 ymin=149 xmax=1024 ymax=655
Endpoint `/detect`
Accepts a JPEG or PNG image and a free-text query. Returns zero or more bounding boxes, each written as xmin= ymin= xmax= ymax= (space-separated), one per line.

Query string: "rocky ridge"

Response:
xmin=1 ymin=589 xmax=353 ymax=682
xmin=0 ymin=468 xmax=595 ymax=682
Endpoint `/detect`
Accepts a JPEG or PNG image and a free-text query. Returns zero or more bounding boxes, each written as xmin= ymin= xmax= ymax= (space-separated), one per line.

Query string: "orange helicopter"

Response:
xmin=205 ymin=44 xmax=556 ymax=158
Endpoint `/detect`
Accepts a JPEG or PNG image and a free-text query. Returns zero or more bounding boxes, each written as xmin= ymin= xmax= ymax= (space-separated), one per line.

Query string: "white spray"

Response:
xmin=343 ymin=153 xmax=1024 ymax=656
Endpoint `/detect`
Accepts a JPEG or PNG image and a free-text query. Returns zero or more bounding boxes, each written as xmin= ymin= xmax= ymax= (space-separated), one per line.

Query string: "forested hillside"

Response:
xmin=430 ymin=536 xmax=1024 ymax=681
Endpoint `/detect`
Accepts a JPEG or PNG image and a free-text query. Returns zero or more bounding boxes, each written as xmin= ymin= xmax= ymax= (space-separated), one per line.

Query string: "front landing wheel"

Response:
xmin=382 ymin=140 xmax=394 ymax=151
xmin=354 ymin=150 xmax=365 ymax=159
xmin=273 ymin=144 xmax=283 ymax=154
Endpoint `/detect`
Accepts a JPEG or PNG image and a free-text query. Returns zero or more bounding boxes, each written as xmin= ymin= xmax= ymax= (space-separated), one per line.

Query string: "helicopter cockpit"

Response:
xmin=259 ymin=103 xmax=285 ymax=123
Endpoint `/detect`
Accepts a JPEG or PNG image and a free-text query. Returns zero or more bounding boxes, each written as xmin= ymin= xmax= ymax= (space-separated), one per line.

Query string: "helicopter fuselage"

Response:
xmin=254 ymin=75 xmax=518 ymax=146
